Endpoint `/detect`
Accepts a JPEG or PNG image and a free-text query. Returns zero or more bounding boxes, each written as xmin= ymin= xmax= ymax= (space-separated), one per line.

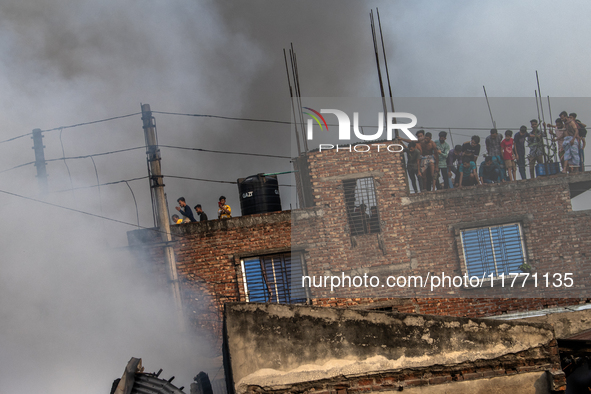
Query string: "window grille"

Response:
xmin=343 ymin=177 xmax=380 ymax=235
xmin=460 ymin=223 xmax=527 ymax=278
xmin=240 ymin=252 xmax=307 ymax=303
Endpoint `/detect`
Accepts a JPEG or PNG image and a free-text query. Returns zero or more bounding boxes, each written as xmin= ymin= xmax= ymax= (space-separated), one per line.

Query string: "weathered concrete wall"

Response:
xmin=223 ymin=303 xmax=561 ymax=394
xmin=521 ymin=308 xmax=591 ymax=338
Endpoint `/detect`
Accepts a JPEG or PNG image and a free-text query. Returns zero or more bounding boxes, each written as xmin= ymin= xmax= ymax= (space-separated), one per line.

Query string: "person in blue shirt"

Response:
xmin=447 ymin=145 xmax=463 ymax=188
xmin=458 ymin=157 xmax=479 ymax=187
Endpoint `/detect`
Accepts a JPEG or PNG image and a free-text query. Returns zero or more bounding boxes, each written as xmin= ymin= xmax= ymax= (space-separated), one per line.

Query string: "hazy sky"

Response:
xmin=0 ymin=1 xmax=590 ymax=393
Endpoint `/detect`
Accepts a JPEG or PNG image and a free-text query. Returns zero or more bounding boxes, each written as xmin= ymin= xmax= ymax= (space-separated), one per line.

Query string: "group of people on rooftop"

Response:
xmin=401 ymin=111 xmax=586 ymax=193
xmin=171 ymin=195 xmax=232 ymax=224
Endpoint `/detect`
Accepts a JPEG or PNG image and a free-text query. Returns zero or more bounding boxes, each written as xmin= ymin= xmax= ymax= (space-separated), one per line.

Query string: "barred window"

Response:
xmin=460 ymin=223 xmax=528 ymax=278
xmin=240 ymin=252 xmax=308 ymax=303
xmin=343 ymin=177 xmax=380 ymax=235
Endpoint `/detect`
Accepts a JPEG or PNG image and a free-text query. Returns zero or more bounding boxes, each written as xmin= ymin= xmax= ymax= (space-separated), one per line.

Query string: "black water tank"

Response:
xmin=237 ymin=174 xmax=282 ymax=215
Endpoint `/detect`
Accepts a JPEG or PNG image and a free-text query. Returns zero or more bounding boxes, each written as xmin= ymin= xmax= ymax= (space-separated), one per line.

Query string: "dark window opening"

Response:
xmin=343 ymin=177 xmax=380 ymax=235
xmin=240 ymin=252 xmax=308 ymax=304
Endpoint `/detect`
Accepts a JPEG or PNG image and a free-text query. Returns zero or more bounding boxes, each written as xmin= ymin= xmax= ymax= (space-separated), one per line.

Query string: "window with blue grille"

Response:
xmin=240 ymin=252 xmax=308 ymax=303
xmin=460 ymin=223 xmax=528 ymax=278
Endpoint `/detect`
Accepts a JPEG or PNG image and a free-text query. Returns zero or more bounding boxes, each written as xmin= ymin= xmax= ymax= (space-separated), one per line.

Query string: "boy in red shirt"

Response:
xmin=501 ymin=130 xmax=517 ymax=181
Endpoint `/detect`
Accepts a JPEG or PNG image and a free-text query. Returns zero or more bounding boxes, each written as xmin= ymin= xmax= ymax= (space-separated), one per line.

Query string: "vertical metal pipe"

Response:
xmin=370 ymin=11 xmax=388 ymax=131
xmin=536 ymin=71 xmax=550 ymax=163
xmin=283 ymin=49 xmax=302 ymax=156
xmin=377 ymin=8 xmax=398 ymax=137
xmin=483 ymin=86 xmax=496 ymax=129
xmin=291 ymin=45 xmax=309 ymax=152
xmin=376 ymin=9 xmax=399 ymax=136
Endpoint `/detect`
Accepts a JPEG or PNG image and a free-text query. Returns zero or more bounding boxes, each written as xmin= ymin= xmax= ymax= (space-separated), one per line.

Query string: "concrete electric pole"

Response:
xmin=141 ymin=104 xmax=185 ymax=331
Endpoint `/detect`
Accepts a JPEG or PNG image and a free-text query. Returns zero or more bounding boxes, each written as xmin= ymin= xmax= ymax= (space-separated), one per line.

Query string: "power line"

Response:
xmin=152 ymin=110 xmax=293 ymax=126
xmin=163 ymin=174 xmax=295 ymax=187
xmin=45 ymin=146 xmax=146 ymax=162
xmin=159 ymin=145 xmax=291 ymax=159
xmin=0 ymin=161 xmax=35 ymax=174
xmin=39 ymin=112 xmax=142 ymax=133
xmin=0 ymin=144 xmax=284 ymax=177
xmin=52 ymin=176 xmax=149 ymax=193
xmin=0 ymin=112 xmax=140 ymax=147
xmin=124 ymin=180 xmax=140 ymax=228
xmin=0 ymin=188 xmax=152 ymax=230
xmin=0 ymin=133 xmax=31 ymax=145
xmin=0 ymin=147 xmax=145 ymax=176
xmin=59 ymin=128 xmax=75 ymax=196
xmin=50 ymin=173 xmax=295 ymax=194
xmin=0 ymin=186 xmax=203 ymax=241
xmin=163 ymin=175 xmax=236 ymax=185
xmin=151 ymin=110 xmax=531 ymax=133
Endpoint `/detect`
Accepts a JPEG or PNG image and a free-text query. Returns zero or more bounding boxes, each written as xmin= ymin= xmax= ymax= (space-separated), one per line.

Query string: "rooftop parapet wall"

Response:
xmin=223 ymin=302 xmax=561 ymax=394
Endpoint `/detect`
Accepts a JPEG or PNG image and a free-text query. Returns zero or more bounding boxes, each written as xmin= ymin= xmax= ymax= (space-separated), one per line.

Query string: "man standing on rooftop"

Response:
xmin=419 ymin=131 xmax=439 ymax=191
xmin=176 ymin=197 xmax=197 ymax=222
xmin=562 ymin=112 xmax=581 ymax=174
xmin=435 ymin=131 xmax=450 ymax=189
xmin=485 ymin=128 xmax=505 ymax=181
xmin=527 ymin=119 xmax=545 ymax=178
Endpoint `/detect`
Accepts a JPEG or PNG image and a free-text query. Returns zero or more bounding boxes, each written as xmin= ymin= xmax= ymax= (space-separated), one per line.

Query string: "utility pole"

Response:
xmin=141 ymin=104 xmax=185 ymax=331
xmin=32 ymin=128 xmax=48 ymax=195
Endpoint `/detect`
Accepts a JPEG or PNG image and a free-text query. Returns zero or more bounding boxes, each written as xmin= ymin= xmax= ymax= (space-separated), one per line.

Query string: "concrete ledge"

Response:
xmin=223 ymin=303 xmax=557 ymax=394
xmin=127 ymin=211 xmax=291 ymax=244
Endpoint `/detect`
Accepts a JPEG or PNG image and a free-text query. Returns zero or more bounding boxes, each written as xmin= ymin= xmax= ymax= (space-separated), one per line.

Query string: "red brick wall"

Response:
xmin=293 ymin=145 xmax=591 ymax=300
xmin=243 ymin=344 xmax=564 ymax=393
xmin=127 ymin=146 xmax=591 ymax=339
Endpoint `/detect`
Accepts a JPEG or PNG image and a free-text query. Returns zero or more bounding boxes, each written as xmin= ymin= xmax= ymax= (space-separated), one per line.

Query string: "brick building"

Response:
xmin=127 ymin=142 xmax=591 ymax=337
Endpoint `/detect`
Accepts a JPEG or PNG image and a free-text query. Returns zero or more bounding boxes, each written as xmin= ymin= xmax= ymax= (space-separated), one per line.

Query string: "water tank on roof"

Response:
xmin=237 ymin=174 xmax=282 ymax=215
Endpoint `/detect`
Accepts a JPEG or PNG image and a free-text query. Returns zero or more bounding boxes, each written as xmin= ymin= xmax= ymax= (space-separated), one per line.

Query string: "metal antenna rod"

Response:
xmin=536 ymin=71 xmax=550 ymax=162
xmin=547 ymin=95 xmax=557 ymax=162
xmin=534 ymin=90 xmax=548 ymax=163
xmin=376 ymin=8 xmax=398 ymax=137
xmin=535 ymin=90 xmax=541 ymax=125
xmin=370 ymin=10 xmax=388 ymax=133
xmin=283 ymin=48 xmax=301 ymax=156
xmin=289 ymin=48 xmax=304 ymax=149
xmin=483 ymin=86 xmax=496 ymax=129
xmin=292 ymin=47 xmax=309 ymax=152
xmin=536 ymin=71 xmax=546 ymax=125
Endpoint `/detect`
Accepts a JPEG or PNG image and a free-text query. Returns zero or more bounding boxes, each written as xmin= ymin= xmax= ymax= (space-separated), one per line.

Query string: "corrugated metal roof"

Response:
xmin=113 ymin=358 xmax=186 ymax=394
xmin=133 ymin=374 xmax=185 ymax=394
